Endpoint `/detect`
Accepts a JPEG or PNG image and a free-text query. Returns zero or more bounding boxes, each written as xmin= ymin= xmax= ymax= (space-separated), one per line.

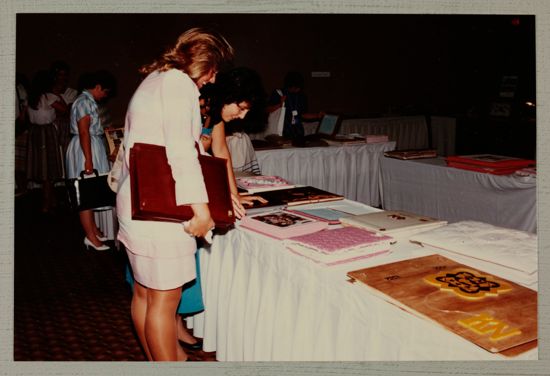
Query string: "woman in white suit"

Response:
xmin=116 ymin=27 xmax=234 ymax=361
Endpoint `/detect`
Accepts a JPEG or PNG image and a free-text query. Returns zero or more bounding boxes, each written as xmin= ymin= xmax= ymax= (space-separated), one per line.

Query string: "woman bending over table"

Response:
xmin=116 ymin=27 xmax=234 ymax=361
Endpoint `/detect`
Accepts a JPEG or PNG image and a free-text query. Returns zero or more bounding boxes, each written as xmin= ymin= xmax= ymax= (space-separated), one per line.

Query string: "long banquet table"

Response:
xmin=187 ymin=200 xmax=537 ymax=361
xmin=255 ymin=141 xmax=396 ymax=207
xmin=304 ymin=115 xmax=430 ymax=150
xmin=378 ymin=156 xmax=537 ymax=233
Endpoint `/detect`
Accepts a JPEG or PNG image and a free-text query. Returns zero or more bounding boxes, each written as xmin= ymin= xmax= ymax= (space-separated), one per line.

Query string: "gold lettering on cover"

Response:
xmin=458 ymin=313 xmax=521 ymax=341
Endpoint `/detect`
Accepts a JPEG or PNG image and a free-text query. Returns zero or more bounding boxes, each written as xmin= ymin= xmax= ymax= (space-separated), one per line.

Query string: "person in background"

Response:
xmin=66 ymin=70 xmax=116 ymax=251
xmin=50 ymin=61 xmax=78 ymax=162
xmin=15 ymin=72 xmax=30 ymax=196
xmin=26 ymin=70 xmax=66 ymax=213
xmin=198 ymin=85 xmax=214 ymax=151
xmin=116 ymin=27 xmax=234 ymax=361
xmin=266 ymin=71 xmax=323 ymax=144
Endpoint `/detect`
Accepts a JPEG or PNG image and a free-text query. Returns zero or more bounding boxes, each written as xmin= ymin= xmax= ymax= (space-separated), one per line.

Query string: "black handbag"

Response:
xmin=66 ymin=169 xmax=116 ymax=211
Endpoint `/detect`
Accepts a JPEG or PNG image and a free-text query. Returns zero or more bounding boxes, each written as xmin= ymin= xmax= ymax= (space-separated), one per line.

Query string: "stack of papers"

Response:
xmin=409 ymin=221 xmax=537 ymax=288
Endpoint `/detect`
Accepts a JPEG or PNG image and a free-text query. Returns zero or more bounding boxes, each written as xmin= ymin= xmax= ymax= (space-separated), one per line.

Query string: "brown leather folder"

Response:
xmin=129 ymin=142 xmax=235 ymax=229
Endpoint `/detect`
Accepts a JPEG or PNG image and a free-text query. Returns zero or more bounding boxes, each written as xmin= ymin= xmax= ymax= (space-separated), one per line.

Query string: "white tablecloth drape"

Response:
xmin=303 ymin=115 xmax=428 ymax=150
xmin=379 ymin=157 xmax=536 ymax=233
xmin=430 ymin=116 xmax=456 ymax=156
xmin=255 ymin=142 xmax=395 ymax=207
xmin=187 ymin=202 xmax=537 ymax=361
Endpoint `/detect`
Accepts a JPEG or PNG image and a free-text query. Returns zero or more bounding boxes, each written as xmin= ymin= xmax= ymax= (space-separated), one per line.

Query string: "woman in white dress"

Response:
xmin=116 ymin=27 xmax=234 ymax=361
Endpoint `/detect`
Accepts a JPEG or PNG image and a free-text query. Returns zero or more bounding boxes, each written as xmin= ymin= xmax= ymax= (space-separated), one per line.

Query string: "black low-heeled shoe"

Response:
xmin=178 ymin=338 xmax=203 ymax=351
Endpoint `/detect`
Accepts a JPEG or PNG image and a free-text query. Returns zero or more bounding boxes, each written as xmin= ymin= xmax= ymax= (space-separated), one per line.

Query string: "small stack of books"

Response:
xmin=365 ymin=134 xmax=389 ymax=143
xmin=384 ymin=149 xmax=437 ymax=160
xmin=323 ymin=134 xmax=366 ymax=145
xmin=236 ymin=175 xmax=295 ymax=194
xmin=239 ymin=209 xmax=328 ymax=239
xmin=284 ymin=226 xmax=393 ymax=267
xmin=340 ymin=210 xmax=447 ymax=239
xmin=445 ymin=154 xmax=535 ymax=175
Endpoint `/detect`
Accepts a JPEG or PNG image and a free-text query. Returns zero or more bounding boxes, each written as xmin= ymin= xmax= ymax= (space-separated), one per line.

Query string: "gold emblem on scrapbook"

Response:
xmin=424 ymin=269 xmax=512 ymax=299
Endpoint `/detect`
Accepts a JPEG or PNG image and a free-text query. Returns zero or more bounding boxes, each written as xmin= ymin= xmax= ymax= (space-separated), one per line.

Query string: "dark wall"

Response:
xmin=16 ymin=13 xmax=535 ymax=156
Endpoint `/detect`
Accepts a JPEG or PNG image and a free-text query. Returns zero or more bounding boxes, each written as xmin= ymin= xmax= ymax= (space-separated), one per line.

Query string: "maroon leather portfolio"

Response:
xmin=129 ymin=143 xmax=235 ymax=229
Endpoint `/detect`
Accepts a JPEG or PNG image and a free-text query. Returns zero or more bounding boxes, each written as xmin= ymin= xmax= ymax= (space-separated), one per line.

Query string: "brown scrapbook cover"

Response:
xmin=384 ymin=149 xmax=437 ymax=160
xmin=129 ymin=143 xmax=235 ymax=229
xmin=258 ymin=186 xmax=344 ymax=207
xmin=347 ymin=254 xmax=537 ymax=356
xmin=241 ymin=186 xmax=344 ymax=215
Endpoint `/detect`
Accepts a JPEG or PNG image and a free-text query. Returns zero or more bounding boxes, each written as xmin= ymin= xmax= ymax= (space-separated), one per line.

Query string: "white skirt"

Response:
xmin=125 ymin=245 xmax=196 ymax=291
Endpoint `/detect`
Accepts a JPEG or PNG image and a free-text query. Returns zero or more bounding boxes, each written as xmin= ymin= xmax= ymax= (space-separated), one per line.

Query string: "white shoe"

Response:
xmin=96 ymin=235 xmax=109 ymax=242
xmin=84 ymin=237 xmax=110 ymax=251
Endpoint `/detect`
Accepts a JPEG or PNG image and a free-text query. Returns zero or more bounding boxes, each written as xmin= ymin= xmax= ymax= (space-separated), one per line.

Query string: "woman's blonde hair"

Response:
xmin=140 ymin=27 xmax=234 ymax=82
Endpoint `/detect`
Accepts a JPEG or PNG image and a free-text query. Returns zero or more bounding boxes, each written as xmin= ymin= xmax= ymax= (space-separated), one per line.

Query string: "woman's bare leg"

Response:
xmin=145 ymin=286 xmax=183 ymax=361
xmin=79 ymin=210 xmax=103 ymax=247
xmin=177 ymin=314 xmax=198 ymax=344
xmin=131 ymin=281 xmax=152 ymax=360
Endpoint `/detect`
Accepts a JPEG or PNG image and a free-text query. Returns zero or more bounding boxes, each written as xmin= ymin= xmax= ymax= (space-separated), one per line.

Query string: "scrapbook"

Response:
xmin=257 ymin=186 xmax=344 ymax=206
xmin=445 ymin=154 xmax=535 ymax=175
xmin=239 ymin=209 xmax=328 ymax=239
xmin=446 ymin=154 xmax=535 ymax=168
xmin=340 ymin=210 xmax=447 ymax=238
xmin=284 ymin=207 xmax=351 ymax=224
xmin=347 ymin=254 xmax=537 ymax=356
xmin=384 ymin=149 xmax=437 ymax=160
xmin=284 ymin=226 xmax=392 ymax=266
xmin=236 ymin=175 xmax=295 ymax=194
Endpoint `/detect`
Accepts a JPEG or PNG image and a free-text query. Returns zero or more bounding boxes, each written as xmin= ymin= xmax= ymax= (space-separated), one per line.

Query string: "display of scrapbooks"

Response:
xmin=384 ymin=149 xmax=437 ymax=160
xmin=236 ymin=175 xmax=295 ymax=194
xmin=347 ymin=254 xmax=537 ymax=356
xmin=340 ymin=210 xmax=447 ymax=238
xmin=239 ymin=209 xmax=328 ymax=239
xmin=445 ymin=154 xmax=535 ymax=175
xmin=284 ymin=226 xmax=392 ymax=267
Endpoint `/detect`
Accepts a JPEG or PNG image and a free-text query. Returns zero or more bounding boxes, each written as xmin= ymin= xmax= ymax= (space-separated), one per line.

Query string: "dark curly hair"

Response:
xmin=207 ymin=67 xmax=266 ymax=129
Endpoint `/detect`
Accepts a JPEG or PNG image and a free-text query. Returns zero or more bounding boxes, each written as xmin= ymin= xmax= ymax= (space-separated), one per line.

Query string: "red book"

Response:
xmin=446 ymin=154 xmax=535 ymax=169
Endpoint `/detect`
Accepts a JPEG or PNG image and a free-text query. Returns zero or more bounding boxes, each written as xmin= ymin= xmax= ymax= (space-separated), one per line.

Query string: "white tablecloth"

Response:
xmin=187 ymin=202 xmax=537 ymax=361
xmin=305 ymin=116 xmax=429 ymax=150
xmin=379 ymin=157 xmax=536 ymax=232
xmin=255 ymin=142 xmax=396 ymax=207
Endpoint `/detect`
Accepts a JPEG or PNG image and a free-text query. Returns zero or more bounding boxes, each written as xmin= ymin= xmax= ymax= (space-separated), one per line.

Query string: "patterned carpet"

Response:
xmin=13 ymin=189 xmax=215 ymax=361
